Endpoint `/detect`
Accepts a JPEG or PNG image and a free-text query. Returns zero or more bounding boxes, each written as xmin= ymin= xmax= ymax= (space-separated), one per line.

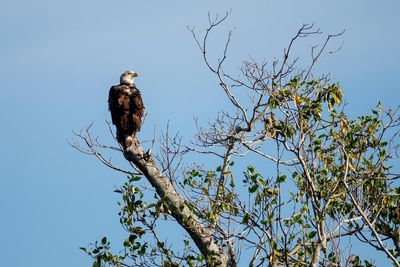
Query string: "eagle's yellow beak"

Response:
xmin=133 ymin=72 xmax=139 ymax=78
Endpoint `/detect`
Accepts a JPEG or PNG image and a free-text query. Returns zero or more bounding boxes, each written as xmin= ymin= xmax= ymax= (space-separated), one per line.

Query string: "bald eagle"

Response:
xmin=108 ymin=70 xmax=145 ymax=148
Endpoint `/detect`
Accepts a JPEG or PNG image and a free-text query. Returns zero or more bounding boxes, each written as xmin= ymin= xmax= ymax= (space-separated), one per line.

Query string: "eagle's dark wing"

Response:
xmin=130 ymin=87 xmax=145 ymax=131
xmin=108 ymin=84 xmax=131 ymax=143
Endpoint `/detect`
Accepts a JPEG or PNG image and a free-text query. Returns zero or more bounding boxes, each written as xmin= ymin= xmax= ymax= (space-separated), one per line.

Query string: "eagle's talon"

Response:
xmin=143 ymin=148 xmax=152 ymax=161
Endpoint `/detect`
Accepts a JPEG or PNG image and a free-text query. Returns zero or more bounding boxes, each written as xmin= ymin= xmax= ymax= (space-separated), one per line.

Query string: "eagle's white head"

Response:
xmin=120 ymin=70 xmax=139 ymax=85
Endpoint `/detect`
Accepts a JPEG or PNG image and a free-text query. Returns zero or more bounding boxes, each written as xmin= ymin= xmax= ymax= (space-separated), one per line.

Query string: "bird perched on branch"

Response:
xmin=108 ymin=70 xmax=145 ymax=148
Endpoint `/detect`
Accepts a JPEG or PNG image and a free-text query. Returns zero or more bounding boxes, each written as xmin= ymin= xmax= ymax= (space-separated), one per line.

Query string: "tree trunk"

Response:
xmin=124 ymin=138 xmax=231 ymax=267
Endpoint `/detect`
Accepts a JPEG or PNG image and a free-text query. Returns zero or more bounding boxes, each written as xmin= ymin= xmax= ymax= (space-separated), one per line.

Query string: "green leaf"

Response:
xmin=308 ymin=231 xmax=317 ymax=239
xmin=129 ymin=234 xmax=137 ymax=243
xmin=293 ymin=214 xmax=302 ymax=223
xmin=248 ymin=184 xmax=259 ymax=193
xmin=247 ymin=166 xmax=255 ymax=175
xmin=130 ymin=176 xmax=141 ymax=182
xmin=242 ymin=213 xmax=250 ymax=224
xmin=277 ymin=175 xmax=286 ymax=183
xmin=123 ymin=239 xmax=131 ymax=247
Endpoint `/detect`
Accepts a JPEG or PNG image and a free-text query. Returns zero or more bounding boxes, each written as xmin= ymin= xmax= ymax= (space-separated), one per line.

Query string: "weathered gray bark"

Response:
xmin=310 ymin=243 xmax=322 ymax=267
xmin=123 ymin=138 xmax=231 ymax=267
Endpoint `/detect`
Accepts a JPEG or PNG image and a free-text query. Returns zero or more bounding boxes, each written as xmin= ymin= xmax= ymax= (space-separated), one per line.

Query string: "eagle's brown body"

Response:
xmin=108 ymin=83 xmax=144 ymax=147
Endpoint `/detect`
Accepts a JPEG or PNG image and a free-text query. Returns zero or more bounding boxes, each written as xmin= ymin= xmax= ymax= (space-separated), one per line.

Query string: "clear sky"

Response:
xmin=0 ymin=0 xmax=399 ymax=266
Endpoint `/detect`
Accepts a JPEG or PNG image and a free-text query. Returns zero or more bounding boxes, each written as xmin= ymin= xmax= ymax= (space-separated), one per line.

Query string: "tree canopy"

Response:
xmin=73 ymin=14 xmax=400 ymax=267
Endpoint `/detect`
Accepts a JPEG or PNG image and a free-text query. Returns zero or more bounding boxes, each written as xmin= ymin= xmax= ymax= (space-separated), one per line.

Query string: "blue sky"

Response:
xmin=0 ymin=0 xmax=399 ymax=266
